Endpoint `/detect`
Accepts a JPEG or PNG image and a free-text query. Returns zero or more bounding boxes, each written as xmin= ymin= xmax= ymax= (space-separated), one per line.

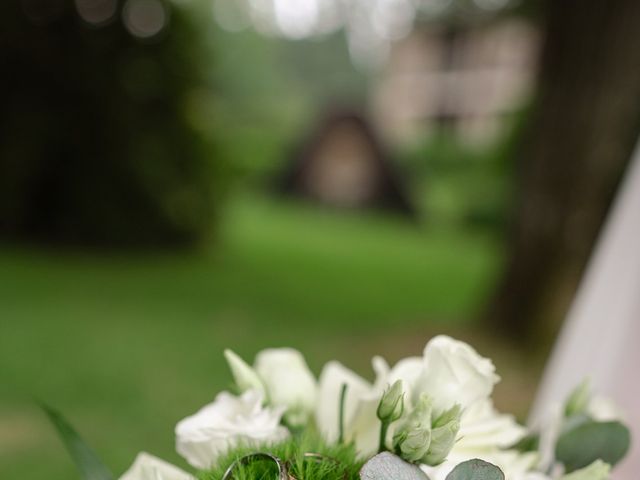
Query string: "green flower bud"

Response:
xmin=377 ymin=380 xmax=405 ymax=424
xmin=393 ymin=394 xmax=433 ymax=463
xmin=422 ymin=405 xmax=461 ymax=465
xmin=565 ymin=379 xmax=591 ymax=418
xmin=395 ymin=425 xmax=432 ymax=463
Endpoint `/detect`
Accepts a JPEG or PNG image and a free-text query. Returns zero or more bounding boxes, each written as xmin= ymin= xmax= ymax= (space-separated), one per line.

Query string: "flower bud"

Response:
xmin=393 ymin=394 xmax=433 ymax=463
xmin=395 ymin=426 xmax=432 ymax=463
xmin=377 ymin=380 xmax=405 ymax=424
xmin=224 ymin=349 xmax=265 ymax=395
xmin=422 ymin=404 xmax=461 ymax=465
xmin=565 ymin=379 xmax=591 ymax=418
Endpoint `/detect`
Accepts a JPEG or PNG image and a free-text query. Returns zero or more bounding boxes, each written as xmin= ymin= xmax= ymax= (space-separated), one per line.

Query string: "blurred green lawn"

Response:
xmin=0 ymin=193 xmax=503 ymax=479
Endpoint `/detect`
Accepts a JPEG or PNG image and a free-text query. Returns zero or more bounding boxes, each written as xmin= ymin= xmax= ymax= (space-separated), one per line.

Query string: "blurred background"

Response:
xmin=1 ymin=0 xmax=639 ymax=478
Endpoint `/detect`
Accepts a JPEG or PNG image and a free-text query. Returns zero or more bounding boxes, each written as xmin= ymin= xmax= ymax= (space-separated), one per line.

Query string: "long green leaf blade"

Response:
xmin=42 ymin=404 xmax=114 ymax=480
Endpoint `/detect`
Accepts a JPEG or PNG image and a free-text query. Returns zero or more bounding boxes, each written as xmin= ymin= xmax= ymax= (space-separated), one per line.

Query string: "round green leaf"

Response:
xmin=555 ymin=420 xmax=631 ymax=472
xmin=445 ymin=459 xmax=505 ymax=480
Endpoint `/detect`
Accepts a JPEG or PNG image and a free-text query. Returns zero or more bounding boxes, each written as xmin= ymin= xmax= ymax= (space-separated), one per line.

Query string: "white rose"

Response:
xmin=254 ymin=348 xmax=318 ymax=426
xmin=316 ymin=337 xmax=505 ymax=459
xmin=414 ymin=336 xmax=500 ymax=415
xmin=224 ymin=348 xmax=317 ymax=427
xmin=120 ymin=452 xmax=194 ymax=480
xmin=454 ymin=399 xmax=528 ymax=452
xmin=175 ymin=389 xmax=289 ymax=469
xmin=386 ymin=356 xmax=422 ymax=392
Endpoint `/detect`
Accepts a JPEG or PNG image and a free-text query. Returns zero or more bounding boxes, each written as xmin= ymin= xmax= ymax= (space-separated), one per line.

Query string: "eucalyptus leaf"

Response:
xmin=555 ymin=420 xmax=630 ymax=472
xmin=42 ymin=404 xmax=114 ymax=480
xmin=445 ymin=459 xmax=505 ymax=480
xmin=360 ymin=452 xmax=431 ymax=480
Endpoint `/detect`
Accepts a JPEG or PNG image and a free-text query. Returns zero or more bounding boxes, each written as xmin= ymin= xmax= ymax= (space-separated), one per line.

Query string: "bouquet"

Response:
xmin=48 ymin=336 xmax=631 ymax=480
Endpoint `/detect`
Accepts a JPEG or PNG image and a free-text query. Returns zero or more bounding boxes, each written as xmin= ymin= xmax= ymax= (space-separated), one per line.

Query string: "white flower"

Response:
xmin=454 ymin=399 xmax=528 ymax=452
xmin=120 ymin=452 xmax=194 ymax=480
xmin=315 ymin=359 xmax=387 ymax=456
xmin=175 ymin=389 xmax=289 ymax=469
xmin=414 ymin=336 xmax=500 ymax=415
xmin=587 ymin=396 xmax=623 ymax=422
xmin=390 ymin=339 xmax=524 ymax=459
xmin=316 ymin=336 xmax=515 ymax=461
xmin=224 ymin=348 xmax=317 ymax=427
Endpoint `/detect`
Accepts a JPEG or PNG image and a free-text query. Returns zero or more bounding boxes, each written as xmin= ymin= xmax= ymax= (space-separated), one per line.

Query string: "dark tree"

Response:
xmin=0 ymin=0 xmax=225 ymax=247
xmin=486 ymin=0 xmax=640 ymax=343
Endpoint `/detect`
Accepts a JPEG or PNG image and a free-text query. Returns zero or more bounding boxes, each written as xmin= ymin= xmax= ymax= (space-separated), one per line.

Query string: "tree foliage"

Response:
xmin=0 ymin=0 xmax=226 ymax=247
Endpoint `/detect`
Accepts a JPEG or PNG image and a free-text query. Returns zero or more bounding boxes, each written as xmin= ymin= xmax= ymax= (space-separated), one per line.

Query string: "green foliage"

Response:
xmin=42 ymin=405 xmax=113 ymax=480
xmin=0 ymin=195 xmax=500 ymax=480
xmin=555 ymin=420 xmax=631 ymax=473
xmin=445 ymin=459 xmax=504 ymax=480
xmin=0 ymin=0 xmax=226 ymax=247
xmin=508 ymin=433 xmax=540 ymax=453
xmin=199 ymin=433 xmax=363 ymax=480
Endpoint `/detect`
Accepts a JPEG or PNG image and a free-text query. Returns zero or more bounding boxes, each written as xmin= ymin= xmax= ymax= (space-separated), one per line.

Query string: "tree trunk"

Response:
xmin=486 ymin=0 xmax=640 ymax=344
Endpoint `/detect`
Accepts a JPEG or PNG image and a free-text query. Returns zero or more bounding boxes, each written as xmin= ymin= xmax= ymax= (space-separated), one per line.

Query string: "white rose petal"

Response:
xmin=416 ymin=336 xmax=500 ymax=415
xmin=120 ymin=452 xmax=194 ymax=480
xmin=175 ymin=389 xmax=289 ymax=469
xmin=254 ymin=348 xmax=318 ymax=427
xmin=455 ymin=398 xmax=527 ymax=450
xmin=316 ymin=360 xmax=382 ymax=455
xmin=587 ymin=396 xmax=624 ymax=422
xmin=386 ymin=356 xmax=422 ymax=400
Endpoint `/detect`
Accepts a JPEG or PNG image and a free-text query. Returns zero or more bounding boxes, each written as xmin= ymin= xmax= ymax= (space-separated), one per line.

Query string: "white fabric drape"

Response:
xmin=530 ymin=139 xmax=640 ymax=479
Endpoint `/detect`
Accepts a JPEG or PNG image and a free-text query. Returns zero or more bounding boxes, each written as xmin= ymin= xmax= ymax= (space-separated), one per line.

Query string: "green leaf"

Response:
xmin=564 ymin=379 xmax=591 ymax=418
xmin=555 ymin=420 xmax=630 ymax=473
xmin=445 ymin=459 xmax=505 ymax=480
xmin=360 ymin=452 xmax=431 ymax=480
xmin=509 ymin=432 xmax=540 ymax=453
xmin=42 ymin=404 xmax=114 ymax=480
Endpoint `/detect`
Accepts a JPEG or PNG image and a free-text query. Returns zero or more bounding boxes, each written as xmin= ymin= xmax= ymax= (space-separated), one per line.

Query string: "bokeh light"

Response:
xmin=75 ymin=0 xmax=118 ymax=26
xmin=122 ymin=0 xmax=168 ymax=39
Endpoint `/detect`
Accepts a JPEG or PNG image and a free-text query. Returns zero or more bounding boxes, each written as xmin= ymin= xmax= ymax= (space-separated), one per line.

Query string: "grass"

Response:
xmin=200 ymin=433 xmax=363 ymax=480
xmin=0 ymin=193 xmax=502 ymax=480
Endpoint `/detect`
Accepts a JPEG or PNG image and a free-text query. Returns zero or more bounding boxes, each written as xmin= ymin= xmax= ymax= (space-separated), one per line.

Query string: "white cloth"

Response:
xmin=530 ymin=139 xmax=640 ymax=479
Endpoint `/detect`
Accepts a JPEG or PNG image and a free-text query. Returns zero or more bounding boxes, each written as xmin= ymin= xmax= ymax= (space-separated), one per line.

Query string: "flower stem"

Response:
xmin=338 ymin=383 xmax=348 ymax=444
xmin=379 ymin=421 xmax=389 ymax=453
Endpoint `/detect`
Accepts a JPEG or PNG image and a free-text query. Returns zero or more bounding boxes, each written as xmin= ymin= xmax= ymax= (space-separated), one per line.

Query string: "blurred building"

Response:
xmin=279 ymin=110 xmax=414 ymax=213
xmin=373 ymin=18 xmax=540 ymax=146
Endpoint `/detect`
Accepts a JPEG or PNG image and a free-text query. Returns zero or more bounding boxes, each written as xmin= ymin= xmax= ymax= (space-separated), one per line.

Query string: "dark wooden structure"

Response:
xmin=279 ymin=110 xmax=414 ymax=214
